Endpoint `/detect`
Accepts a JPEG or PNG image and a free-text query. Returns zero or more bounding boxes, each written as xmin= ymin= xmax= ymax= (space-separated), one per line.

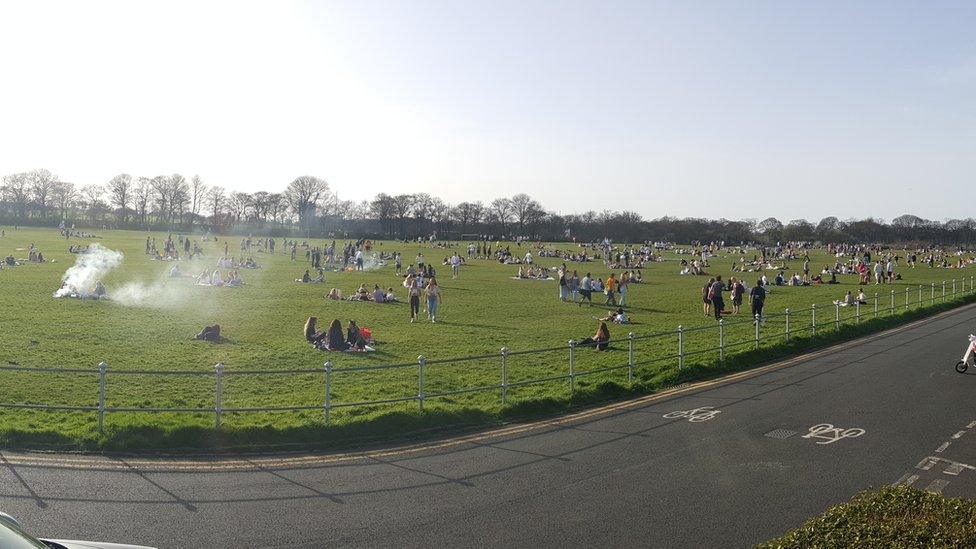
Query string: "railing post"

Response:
xmin=835 ymin=301 xmax=840 ymax=329
xmin=918 ymin=285 xmax=923 ymax=307
xmin=627 ymin=333 xmax=635 ymax=383
xmin=417 ymin=355 xmax=426 ymax=411
xmin=97 ymin=361 xmax=107 ymax=435
xmin=874 ymin=293 xmax=879 ymax=318
xmin=811 ymin=304 xmax=817 ymax=336
xmin=677 ymin=326 xmax=684 ymax=369
xmin=501 ymin=347 xmax=509 ymax=403
xmin=718 ymin=319 xmax=725 ymax=361
xmin=855 ymin=300 xmax=861 ymax=323
xmin=890 ymin=289 xmax=895 ymax=313
xmin=942 ymin=281 xmax=946 ymax=302
xmin=568 ymin=340 xmax=576 ymax=393
xmin=324 ymin=361 xmax=332 ymax=425
xmin=215 ymin=362 xmax=224 ymax=430
xmin=931 ymin=283 xmax=935 ymax=304
xmin=906 ymin=287 xmax=910 ymax=310
xmin=755 ymin=314 xmax=761 ymax=349
xmin=785 ymin=309 xmax=791 ymax=343
xmin=953 ymin=279 xmax=957 ymax=297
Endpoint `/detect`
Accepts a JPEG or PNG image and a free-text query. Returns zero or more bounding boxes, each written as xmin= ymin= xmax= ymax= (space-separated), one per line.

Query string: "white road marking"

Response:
xmin=953 ymin=431 xmax=967 ymax=439
xmin=917 ymin=457 xmax=937 ymax=471
xmin=662 ymin=407 xmax=722 ymax=423
xmin=967 ymin=421 xmax=976 ymax=429
xmin=944 ymin=463 xmax=965 ymax=476
xmin=926 ymin=479 xmax=949 ymax=494
xmin=936 ymin=442 xmax=951 ymax=453
xmin=801 ymin=423 xmax=865 ymax=445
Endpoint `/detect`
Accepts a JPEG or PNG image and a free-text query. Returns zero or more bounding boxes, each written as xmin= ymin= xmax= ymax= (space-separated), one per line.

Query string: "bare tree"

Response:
xmin=391 ymin=194 xmax=415 ymax=239
xmin=490 ymin=197 xmax=513 ymax=233
xmin=134 ymin=177 xmax=152 ymax=228
xmin=206 ymin=185 xmax=226 ymax=227
xmin=27 ymin=169 xmax=57 ymax=219
xmin=510 ymin=193 xmax=541 ymax=235
xmin=190 ymin=175 xmax=207 ymax=222
xmin=2 ymin=172 xmax=30 ymax=219
xmin=80 ymin=184 xmax=107 ymax=223
xmin=229 ymin=191 xmax=253 ymax=222
xmin=107 ymin=173 xmax=132 ymax=223
xmin=285 ymin=175 xmax=329 ymax=233
xmin=51 ymin=181 xmax=78 ymax=222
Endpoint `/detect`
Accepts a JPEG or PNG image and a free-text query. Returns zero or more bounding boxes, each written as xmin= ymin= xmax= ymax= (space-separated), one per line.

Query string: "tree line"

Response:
xmin=2 ymin=169 xmax=975 ymax=245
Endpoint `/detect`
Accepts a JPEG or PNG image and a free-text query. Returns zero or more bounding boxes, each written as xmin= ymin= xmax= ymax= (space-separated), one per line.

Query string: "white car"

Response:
xmin=0 ymin=512 xmax=156 ymax=549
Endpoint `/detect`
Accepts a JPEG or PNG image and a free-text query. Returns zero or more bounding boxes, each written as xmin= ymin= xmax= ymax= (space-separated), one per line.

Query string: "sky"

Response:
xmin=0 ymin=1 xmax=973 ymax=222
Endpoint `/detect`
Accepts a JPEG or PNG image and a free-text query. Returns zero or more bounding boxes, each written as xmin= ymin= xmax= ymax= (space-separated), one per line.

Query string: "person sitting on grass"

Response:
xmin=93 ymin=280 xmax=107 ymax=299
xmin=194 ymin=324 xmax=221 ymax=342
xmin=579 ymin=321 xmax=611 ymax=351
xmin=355 ymin=283 xmax=371 ymax=301
xmin=327 ymin=288 xmax=342 ymax=300
xmin=385 ymin=287 xmax=398 ymax=302
xmin=856 ymin=290 xmax=868 ymax=305
xmin=304 ymin=316 xmax=327 ymax=346
xmin=301 ymin=269 xmax=311 ymax=283
xmin=834 ymin=290 xmax=854 ymax=307
xmin=347 ymin=320 xmax=368 ymax=350
xmin=373 ymin=284 xmax=385 ymax=303
xmin=326 ymin=319 xmax=348 ymax=350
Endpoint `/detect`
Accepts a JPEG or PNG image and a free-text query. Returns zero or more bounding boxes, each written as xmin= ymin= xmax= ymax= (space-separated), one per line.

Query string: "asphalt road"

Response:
xmin=4 ymin=303 xmax=976 ymax=548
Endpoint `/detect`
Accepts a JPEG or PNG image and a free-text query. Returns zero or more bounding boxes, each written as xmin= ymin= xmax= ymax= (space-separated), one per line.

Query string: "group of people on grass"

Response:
xmin=701 ymin=275 xmax=766 ymax=321
xmin=304 ymin=317 xmax=372 ymax=351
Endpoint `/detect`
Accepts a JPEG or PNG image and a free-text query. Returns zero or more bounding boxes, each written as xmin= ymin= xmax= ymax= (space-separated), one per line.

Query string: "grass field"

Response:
xmin=1 ymin=226 xmax=973 ymax=450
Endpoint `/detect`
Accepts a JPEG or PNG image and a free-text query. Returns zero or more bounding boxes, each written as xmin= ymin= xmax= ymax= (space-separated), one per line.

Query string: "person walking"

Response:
xmin=451 ymin=253 xmax=461 ymax=279
xmin=408 ymin=277 xmax=421 ymax=323
xmin=425 ymin=278 xmax=441 ymax=323
xmin=569 ymin=270 xmax=580 ymax=304
xmin=605 ymin=273 xmax=618 ymax=306
xmin=750 ymin=278 xmax=766 ymax=321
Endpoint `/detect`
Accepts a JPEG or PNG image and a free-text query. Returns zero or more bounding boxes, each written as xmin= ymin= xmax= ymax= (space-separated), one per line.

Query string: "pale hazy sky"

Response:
xmin=1 ymin=1 xmax=973 ymax=221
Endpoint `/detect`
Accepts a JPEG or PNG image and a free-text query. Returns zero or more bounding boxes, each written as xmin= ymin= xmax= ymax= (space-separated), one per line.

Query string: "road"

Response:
xmin=4 ymin=303 xmax=976 ymax=548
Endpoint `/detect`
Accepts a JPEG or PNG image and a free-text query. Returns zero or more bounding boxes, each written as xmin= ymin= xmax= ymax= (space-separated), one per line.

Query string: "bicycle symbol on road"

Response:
xmin=663 ymin=407 xmax=722 ymax=423
xmin=802 ymin=423 xmax=865 ymax=445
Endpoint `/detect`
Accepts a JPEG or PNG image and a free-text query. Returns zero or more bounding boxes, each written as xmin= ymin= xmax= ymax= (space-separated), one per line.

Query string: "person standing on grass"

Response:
xmin=451 ymin=253 xmax=461 ymax=279
xmin=569 ymin=270 xmax=580 ymax=304
xmin=605 ymin=273 xmax=618 ymax=306
xmin=426 ymin=278 xmax=441 ymax=323
xmin=731 ymin=277 xmax=745 ymax=314
xmin=395 ymin=253 xmax=402 ymax=276
xmin=579 ymin=272 xmax=593 ymax=306
xmin=702 ymin=277 xmax=714 ymax=317
xmin=408 ymin=277 xmax=421 ymax=323
xmin=619 ymin=271 xmax=630 ymax=307
xmin=710 ymin=275 xmax=725 ymax=320
xmin=558 ymin=270 xmax=569 ymax=301
xmin=750 ymin=278 xmax=766 ymax=321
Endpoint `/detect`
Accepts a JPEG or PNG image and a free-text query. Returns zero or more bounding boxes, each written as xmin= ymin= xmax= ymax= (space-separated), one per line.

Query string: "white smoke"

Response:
xmin=53 ymin=244 xmax=123 ymax=298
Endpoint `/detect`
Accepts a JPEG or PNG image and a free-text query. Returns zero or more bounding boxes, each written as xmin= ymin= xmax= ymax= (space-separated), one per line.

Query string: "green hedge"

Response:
xmin=760 ymin=486 xmax=976 ymax=548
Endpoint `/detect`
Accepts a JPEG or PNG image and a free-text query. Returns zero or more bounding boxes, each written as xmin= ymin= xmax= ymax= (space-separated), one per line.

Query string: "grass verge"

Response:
xmin=759 ymin=486 xmax=976 ymax=548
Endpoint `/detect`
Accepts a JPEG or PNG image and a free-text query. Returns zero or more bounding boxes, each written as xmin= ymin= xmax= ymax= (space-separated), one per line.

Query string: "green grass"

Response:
xmin=1 ymin=227 xmax=973 ymax=452
xmin=760 ymin=486 xmax=976 ymax=548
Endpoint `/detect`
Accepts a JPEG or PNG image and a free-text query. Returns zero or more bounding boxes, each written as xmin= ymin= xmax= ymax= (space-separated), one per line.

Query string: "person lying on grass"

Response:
xmin=578 ymin=322 xmax=611 ymax=351
xmin=194 ymin=324 xmax=221 ymax=342
xmin=597 ymin=307 xmax=630 ymax=324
